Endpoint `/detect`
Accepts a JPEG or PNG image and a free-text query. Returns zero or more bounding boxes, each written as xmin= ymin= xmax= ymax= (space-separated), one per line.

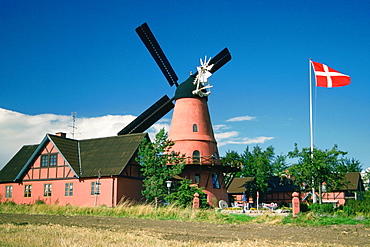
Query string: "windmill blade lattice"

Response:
xmin=208 ymin=48 xmax=231 ymax=74
xmin=136 ymin=22 xmax=179 ymax=87
xmin=117 ymin=95 xmax=174 ymax=135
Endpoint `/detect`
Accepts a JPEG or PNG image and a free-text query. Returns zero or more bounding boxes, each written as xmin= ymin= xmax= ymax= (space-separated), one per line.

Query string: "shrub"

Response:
xmin=34 ymin=199 xmax=46 ymax=205
xmin=300 ymin=203 xmax=309 ymax=212
xmin=2 ymin=200 xmax=17 ymax=206
xmin=308 ymin=203 xmax=334 ymax=214
xmin=166 ymin=178 xmax=208 ymax=208
xmin=343 ymin=205 xmax=355 ymax=216
xmin=345 ymin=199 xmax=370 ymax=216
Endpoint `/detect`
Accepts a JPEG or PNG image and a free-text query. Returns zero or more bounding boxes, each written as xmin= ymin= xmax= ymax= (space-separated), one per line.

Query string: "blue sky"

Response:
xmin=1 ymin=1 xmax=369 ymax=170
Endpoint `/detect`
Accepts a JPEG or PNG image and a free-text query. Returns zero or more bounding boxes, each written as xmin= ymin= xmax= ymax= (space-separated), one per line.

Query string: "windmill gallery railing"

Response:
xmin=183 ymin=155 xmax=241 ymax=169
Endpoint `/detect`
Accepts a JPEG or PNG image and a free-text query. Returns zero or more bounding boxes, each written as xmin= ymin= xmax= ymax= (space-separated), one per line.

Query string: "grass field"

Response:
xmin=0 ymin=223 xmax=352 ymax=247
xmin=1 ymin=201 xmax=369 ymax=246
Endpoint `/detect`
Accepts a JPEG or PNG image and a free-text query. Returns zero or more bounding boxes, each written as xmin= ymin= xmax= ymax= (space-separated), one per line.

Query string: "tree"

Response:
xmin=166 ymin=178 xmax=207 ymax=208
xmin=136 ymin=129 xmax=185 ymax=205
xmin=363 ymin=168 xmax=370 ymax=191
xmin=287 ymin=144 xmax=348 ymax=204
xmin=236 ymin=146 xmax=287 ymax=202
xmin=221 ymin=150 xmax=243 ymax=185
xmin=340 ymin=158 xmax=362 ymax=172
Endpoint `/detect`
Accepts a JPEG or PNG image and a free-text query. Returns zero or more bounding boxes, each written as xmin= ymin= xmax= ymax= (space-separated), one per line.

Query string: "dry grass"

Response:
xmin=0 ymin=201 xmax=234 ymax=224
xmin=251 ymin=211 xmax=285 ymax=224
xmin=0 ymin=223 xmax=345 ymax=247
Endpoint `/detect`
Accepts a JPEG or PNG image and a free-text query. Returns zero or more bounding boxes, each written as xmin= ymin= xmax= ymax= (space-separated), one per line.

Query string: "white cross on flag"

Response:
xmin=311 ymin=61 xmax=351 ymax=88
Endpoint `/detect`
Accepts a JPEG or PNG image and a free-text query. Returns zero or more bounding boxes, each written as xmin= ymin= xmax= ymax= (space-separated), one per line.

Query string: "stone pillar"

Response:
xmin=193 ymin=193 xmax=200 ymax=209
xmin=292 ymin=192 xmax=300 ymax=217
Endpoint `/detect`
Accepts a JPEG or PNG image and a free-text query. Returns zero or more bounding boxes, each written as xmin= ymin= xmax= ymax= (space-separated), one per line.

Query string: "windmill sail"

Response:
xmin=136 ymin=23 xmax=179 ymax=87
xmin=118 ymin=23 xmax=231 ymax=136
xmin=117 ymin=95 xmax=174 ymax=135
xmin=209 ymin=48 xmax=231 ymax=74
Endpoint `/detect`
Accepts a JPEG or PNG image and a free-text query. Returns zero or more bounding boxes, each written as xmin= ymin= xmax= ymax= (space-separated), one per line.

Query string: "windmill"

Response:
xmin=117 ymin=22 xmax=231 ymax=135
xmin=118 ymin=23 xmax=235 ymax=205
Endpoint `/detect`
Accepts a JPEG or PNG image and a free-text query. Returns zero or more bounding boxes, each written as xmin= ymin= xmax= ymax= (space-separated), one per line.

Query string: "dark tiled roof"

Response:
xmin=227 ymin=177 xmax=254 ymax=194
xmin=79 ymin=133 xmax=146 ymax=177
xmin=49 ymin=135 xmax=80 ymax=175
xmin=266 ymin=176 xmax=297 ymax=192
xmin=343 ymin=172 xmax=364 ymax=191
xmin=0 ymin=145 xmax=38 ymax=182
xmin=0 ymin=133 xmax=147 ymax=182
xmin=227 ymin=176 xmax=297 ymax=194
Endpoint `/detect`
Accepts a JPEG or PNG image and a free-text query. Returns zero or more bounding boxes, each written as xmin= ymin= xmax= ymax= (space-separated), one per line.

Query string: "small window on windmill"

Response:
xmin=195 ymin=174 xmax=200 ymax=183
xmin=192 ymin=150 xmax=200 ymax=164
xmin=193 ymin=124 xmax=198 ymax=132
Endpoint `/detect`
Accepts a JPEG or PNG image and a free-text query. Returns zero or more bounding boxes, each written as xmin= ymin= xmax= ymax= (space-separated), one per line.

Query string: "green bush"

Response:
xmin=35 ymin=199 xmax=46 ymax=205
xmin=300 ymin=203 xmax=309 ymax=212
xmin=343 ymin=205 xmax=355 ymax=216
xmin=166 ymin=178 xmax=208 ymax=208
xmin=345 ymin=199 xmax=370 ymax=215
xmin=308 ymin=203 xmax=334 ymax=214
xmin=1 ymin=200 xmax=17 ymax=206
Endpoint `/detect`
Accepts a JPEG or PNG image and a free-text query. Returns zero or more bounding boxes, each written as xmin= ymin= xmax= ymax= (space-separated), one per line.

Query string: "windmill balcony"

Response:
xmin=184 ymin=155 xmax=241 ymax=170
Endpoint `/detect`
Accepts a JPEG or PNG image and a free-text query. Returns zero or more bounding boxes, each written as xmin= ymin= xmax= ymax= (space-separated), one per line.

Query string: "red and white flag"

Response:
xmin=311 ymin=61 xmax=351 ymax=88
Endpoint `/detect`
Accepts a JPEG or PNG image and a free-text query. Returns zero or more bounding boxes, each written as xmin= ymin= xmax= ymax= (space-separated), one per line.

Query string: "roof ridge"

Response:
xmin=78 ymin=133 xmax=146 ymax=142
xmin=47 ymin=133 xmax=78 ymax=142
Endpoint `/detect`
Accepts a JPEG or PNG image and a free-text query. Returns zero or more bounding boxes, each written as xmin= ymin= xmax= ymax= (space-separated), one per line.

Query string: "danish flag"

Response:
xmin=311 ymin=61 xmax=351 ymax=88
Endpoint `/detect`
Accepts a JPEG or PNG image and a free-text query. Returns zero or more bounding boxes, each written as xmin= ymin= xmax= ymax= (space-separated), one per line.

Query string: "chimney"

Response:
xmin=56 ymin=132 xmax=67 ymax=138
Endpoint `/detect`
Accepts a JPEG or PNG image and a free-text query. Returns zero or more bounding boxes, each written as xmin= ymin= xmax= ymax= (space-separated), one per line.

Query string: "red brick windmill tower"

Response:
xmin=118 ymin=23 xmax=235 ymax=205
xmin=168 ymin=59 xmax=230 ymax=204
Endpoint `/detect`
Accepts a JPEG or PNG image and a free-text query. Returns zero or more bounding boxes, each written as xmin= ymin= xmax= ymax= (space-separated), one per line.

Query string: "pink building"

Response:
xmin=0 ymin=132 xmax=146 ymax=207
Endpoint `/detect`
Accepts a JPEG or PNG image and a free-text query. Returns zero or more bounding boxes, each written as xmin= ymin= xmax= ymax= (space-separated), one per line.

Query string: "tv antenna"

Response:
xmin=69 ymin=112 xmax=77 ymax=138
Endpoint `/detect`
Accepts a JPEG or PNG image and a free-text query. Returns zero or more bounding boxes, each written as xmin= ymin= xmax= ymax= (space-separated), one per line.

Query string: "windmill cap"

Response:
xmin=174 ymin=75 xmax=208 ymax=101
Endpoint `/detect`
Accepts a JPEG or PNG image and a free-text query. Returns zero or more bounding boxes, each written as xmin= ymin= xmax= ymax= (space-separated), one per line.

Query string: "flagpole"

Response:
xmin=309 ymin=59 xmax=314 ymax=153
xmin=309 ymin=58 xmax=317 ymax=203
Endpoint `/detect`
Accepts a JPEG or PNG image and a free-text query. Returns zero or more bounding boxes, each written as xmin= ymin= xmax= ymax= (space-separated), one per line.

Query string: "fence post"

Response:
xmin=193 ymin=193 xmax=200 ymax=209
xmin=292 ymin=192 xmax=300 ymax=217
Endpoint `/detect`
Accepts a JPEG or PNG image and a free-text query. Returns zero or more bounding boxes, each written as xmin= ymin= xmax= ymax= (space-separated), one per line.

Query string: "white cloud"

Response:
xmin=214 ymin=131 xmax=239 ymax=141
xmin=0 ymin=108 xmax=170 ymax=169
xmin=214 ymin=116 xmax=273 ymax=147
xmin=0 ymin=108 xmax=272 ymax=169
xmin=214 ymin=124 xmax=273 ymax=147
xmin=226 ymin=116 xmax=256 ymax=122
xmin=217 ymin=136 xmax=274 ymax=147
xmin=213 ymin=124 xmax=231 ymax=131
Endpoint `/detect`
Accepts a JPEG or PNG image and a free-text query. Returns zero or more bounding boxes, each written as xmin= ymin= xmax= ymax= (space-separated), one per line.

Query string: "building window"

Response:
xmin=192 ymin=150 xmax=200 ymax=164
xmin=24 ymin=185 xmax=32 ymax=197
xmin=49 ymin=154 xmax=57 ymax=166
xmin=212 ymin=172 xmax=220 ymax=189
xmin=41 ymin=154 xmax=58 ymax=166
xmin=5 ymin=185 xmax=13 ymax=198
xmin=194 ymin=174 xmax=200 ymax=183
xmin=91 ymin=181 xmax=100 ymax=196
xmin=65 ymin=183 xmax=73 ymax=196
xmin=41 ymin=155 xmax=49 ymax=166
xmin=44 ymin=184 xmax=52 ymax=197
xmin=193 ymin=124 xmax=198 ymax=132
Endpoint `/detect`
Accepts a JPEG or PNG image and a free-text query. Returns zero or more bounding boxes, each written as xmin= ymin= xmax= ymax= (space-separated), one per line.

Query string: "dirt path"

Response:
xmin=1 ymin=213 xmax=369 ymax=246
